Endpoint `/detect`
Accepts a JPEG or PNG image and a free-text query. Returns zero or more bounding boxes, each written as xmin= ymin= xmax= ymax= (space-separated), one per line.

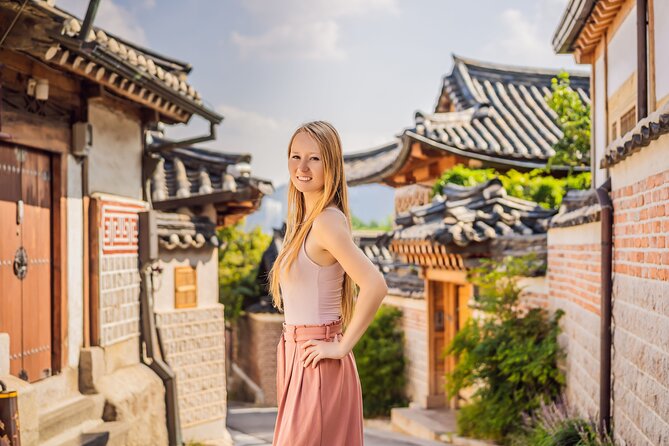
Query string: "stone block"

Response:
xmin=0 ymin=333 xmax=9 ymax=376
xmin=79 ymin=346 xmax=107 ymax=394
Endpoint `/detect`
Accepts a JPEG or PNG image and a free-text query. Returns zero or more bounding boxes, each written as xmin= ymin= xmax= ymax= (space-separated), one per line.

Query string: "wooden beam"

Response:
xmin=88 ymin=196 xmax=100 ymax=346
xmin=425 ymin=268 xmax=468 ymax=284
xmin=51 ymin=152 xmax=68 ymax=373
xmin=0 ymin=110 xmax=70 ymax=153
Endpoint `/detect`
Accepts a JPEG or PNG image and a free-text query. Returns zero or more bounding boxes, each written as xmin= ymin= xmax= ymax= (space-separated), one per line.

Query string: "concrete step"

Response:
xmin=38 ymin=393 xmax=105 ymax=444
xmin=82 ymin=420 xmax=131 ymax=446
xmin=390 ymin=407 xmax=457 ymax=443
xmin=40 ymin=419 xmax=130 ymax=446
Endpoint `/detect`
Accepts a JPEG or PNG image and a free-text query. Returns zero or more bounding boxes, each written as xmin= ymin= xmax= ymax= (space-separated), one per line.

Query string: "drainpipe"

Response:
xmin=139 ymin=266 xmax=183 ymax=446
xmin=79 ymin=0 xmax=101 ymax=44
xmin=637 ymin=0 xmax=648 ymax=120
xmin=595 ymin=177 xmax=613 ymax=435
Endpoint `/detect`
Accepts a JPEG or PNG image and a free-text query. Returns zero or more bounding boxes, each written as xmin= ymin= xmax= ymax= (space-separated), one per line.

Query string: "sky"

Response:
xmin=58 ymin=0 xmax=584 ymax=187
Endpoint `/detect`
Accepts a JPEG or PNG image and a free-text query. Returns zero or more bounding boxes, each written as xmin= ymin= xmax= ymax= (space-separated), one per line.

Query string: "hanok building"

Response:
xmin=0 ymin=2 xmax=270 ymax=445
xmin=344 ymin=55 xmax=590 ymax=409
xmin=550 ymin=0 xmax=669 ymax=444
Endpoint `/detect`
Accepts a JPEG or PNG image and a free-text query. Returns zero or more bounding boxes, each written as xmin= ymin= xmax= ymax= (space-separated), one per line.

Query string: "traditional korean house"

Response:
xmin=549 ymin=0 xmax=669 ymax=443
xmin=148 ymin=142 xmax=272 ymax=441
xmin=345 ymin=55 xmax=591 ymax=189
xmin=0 ymin=2 xmax=270 ymax=445
xmin=343 ymin=56 xmax=591 ymax=411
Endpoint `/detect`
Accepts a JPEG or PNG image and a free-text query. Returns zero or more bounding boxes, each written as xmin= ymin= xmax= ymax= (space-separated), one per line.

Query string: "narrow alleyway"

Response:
xmin=227 ymin=405 xmax=445 ymax=446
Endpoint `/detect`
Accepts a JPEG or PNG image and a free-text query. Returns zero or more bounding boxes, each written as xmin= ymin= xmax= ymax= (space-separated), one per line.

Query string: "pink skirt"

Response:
xmin=272 ymin=318 xmax=364 ymax=446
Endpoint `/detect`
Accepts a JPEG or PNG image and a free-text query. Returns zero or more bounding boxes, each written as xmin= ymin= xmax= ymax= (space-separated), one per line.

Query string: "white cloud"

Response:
xmin=231 ymin=0 xmax=400 ymax=61
xmin=232 ymin=21 xmax=345 ymax=61
xmin=480 ymin=0 xmax=578 ymax=69
xmin=56 ymin=0 xmax=149 ymax=45
xmin=217 ymin=104 xmax=284 ymax=133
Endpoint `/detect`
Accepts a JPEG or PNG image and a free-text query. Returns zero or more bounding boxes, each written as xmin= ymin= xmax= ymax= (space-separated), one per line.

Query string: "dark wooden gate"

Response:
xmin=0 ymin=144 xmax=52 ymax=382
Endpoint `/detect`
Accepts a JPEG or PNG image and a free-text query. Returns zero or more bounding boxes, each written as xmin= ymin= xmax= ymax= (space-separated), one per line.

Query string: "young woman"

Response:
xmin=269 ymin=121 xmax=388 ymax=446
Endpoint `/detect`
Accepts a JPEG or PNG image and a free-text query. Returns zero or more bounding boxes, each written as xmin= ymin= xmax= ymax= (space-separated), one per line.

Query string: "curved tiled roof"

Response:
xmin=426 ymin=55 xmax=590 ymax=162
xmin=344 ymin=139 xmax=405 ymax=186
xmin=149 ymin=137 xmax=274 ymax=216
xmin=156 ymin=212 xmax=219 ymax=251
xmin=343 ymin=56 xmax=591 ymax=186
xmin=393 ymin=179 xmax=556 ymax=255
xmin=550 ymin=188 xmax=601 ymax=228
xmin=2 ymin=1 xmax=221 ymax=124
xmin=601 ymin=102 xmax=669 ymax=168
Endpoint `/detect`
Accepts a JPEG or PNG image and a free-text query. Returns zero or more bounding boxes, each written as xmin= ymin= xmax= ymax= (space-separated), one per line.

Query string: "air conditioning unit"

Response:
xmin=72 ymin=122 xmax=93 ymax=157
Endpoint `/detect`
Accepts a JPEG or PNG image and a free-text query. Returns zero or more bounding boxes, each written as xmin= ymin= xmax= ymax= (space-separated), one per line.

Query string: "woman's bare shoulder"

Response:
xmin=312 ymin=207 xmax=349 ymax=239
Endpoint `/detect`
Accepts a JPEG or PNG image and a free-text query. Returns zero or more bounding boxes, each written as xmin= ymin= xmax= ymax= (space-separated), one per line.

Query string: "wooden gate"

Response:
xmin=0 ymin=144 xmax=52 ymax=382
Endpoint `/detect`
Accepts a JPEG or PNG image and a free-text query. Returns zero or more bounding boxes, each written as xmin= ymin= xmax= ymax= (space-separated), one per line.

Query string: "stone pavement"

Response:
xmin=227 ymin=405 xmax=445 ymax=446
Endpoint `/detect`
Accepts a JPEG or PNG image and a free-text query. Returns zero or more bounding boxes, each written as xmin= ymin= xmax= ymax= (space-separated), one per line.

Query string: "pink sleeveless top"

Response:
xmin=279 ymin=207 xmax=347 ymax=325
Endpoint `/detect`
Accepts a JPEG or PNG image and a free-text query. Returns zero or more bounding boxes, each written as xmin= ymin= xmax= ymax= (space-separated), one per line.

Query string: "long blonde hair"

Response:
xmin=269 ymin=121 xmax=356 ymax=327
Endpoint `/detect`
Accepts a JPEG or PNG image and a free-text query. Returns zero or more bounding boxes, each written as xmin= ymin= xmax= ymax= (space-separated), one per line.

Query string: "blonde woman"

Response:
xmin=269 ymin=121 xmax=388 ymax=445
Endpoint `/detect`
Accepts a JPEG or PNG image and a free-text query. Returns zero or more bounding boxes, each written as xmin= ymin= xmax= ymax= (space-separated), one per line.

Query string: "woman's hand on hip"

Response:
xmin=300 ymin=334 xmax=347 ymax=368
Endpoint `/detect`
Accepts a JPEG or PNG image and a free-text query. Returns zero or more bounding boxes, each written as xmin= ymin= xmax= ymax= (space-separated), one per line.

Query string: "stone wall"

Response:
xmin=156 ymin=305 xmax=227 ymax=429
xmin=608 ymin=137 xmax=669 ymax=445
xmin=382 ymin=295 xmax=429 ymax=408
xmin=234 ymin=312 xmax=285 ymax=406
xmin=547 ymin=222 xmax=602 ymax=419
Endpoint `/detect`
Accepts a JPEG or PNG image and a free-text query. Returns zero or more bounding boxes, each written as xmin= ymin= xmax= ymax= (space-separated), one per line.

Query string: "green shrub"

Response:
xmin=353 ymin=305 xmax=408 ymax=417
xmin=445 ymin=255 xmax=565 ymax=443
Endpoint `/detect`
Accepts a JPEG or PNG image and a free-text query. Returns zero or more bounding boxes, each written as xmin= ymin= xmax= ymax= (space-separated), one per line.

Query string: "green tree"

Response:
xmin=445 ymin=255 xmax=565 ymax=443
xmin=546 ymin=71 xmax=591 ymax=169
xmin=217 ymin=222 xmax=271 ymax=323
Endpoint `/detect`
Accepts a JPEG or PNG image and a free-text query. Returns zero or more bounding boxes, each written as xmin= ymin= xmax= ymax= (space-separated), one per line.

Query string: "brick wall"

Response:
xmin=234 ymin=312 xmax=285 ymax=406
xmin=547 ymin=223 xmax=602 ymax=418
xmin=383 ymin=295 xmax=429 ymax=408
xmin=609 ymin=145 xmax=669 ymax=445
xmin=156 ymin=305 xmax=227 ymax=428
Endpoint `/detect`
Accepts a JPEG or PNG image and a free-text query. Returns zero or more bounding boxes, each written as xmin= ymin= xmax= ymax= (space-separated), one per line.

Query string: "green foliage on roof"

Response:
xmin=546 ymin=71 xmax=591 ymax=169
xmin=350 ymin=214 xmax=393 ymax=231
xmin=431 ymin=164 xmax=591 ymax=209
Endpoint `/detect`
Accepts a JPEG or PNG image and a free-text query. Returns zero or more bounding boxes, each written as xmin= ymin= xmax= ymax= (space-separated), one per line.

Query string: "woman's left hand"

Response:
xmin=300 ymin=335 xmax=348 ymax=368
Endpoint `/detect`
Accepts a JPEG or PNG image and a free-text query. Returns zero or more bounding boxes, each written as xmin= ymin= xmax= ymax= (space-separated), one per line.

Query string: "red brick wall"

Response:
xmin=609 ymin=167 xmax=669 ymax=445
xmin=547 ymin=224 xmax=602 ymax=418
xmin=234 ymin=313 xmax=284 ymax=406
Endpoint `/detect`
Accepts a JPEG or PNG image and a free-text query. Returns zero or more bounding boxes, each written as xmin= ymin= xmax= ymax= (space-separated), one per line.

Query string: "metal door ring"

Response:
xmin=13 ymin=247 xmax=28 ymax=279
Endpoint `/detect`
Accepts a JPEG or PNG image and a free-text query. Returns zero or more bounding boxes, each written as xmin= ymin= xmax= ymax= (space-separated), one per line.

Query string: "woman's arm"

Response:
xmin=300 ymin=211 xmax=388 ymax=368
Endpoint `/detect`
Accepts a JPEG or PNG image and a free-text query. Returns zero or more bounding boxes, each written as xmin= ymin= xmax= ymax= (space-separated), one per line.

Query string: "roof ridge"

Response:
xmin=451 ymin=54 xmax=590 ymax=78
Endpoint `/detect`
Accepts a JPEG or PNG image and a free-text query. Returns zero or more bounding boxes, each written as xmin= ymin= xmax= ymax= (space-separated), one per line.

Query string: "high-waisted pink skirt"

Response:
xmin=272 ymin=318 xmax=364 ymax=446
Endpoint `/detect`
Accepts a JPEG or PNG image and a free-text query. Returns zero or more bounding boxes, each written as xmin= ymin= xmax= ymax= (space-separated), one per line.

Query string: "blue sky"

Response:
xmin=59 ymin=0 xmax=583 ymax=186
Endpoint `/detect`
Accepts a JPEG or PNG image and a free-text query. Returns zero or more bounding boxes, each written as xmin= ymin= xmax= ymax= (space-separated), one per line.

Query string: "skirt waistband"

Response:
xmin=282 ymin=318 xmax=342 ymax=342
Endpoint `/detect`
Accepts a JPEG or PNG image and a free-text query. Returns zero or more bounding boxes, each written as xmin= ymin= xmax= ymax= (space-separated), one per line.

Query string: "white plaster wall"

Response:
xmin=593 ymin=53 xmax=608 ymax=188
xmin=154 ymin=247 xmax=219 ymax=312
xmin=67 ymin=154 xmax=84 ymax=368
xmin=606 ymin=6 xmax=636 ymax=97
xmin=87 ymin=101 xmax=143 ymax=200
xmin=654 ymin=0 xmax=669 ymax=102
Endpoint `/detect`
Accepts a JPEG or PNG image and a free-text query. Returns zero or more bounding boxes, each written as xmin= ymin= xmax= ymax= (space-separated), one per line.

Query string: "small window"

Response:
xmin=620 ymin=106 xmax=637 ymax=136
xmin=610 ymin=121 xmax=618 ymax=142
xmin=175 ymin=266 xmax=197 ymax=309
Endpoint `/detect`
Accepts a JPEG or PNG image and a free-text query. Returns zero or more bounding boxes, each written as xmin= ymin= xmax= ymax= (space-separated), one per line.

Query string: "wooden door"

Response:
xmin=428 ymin=279 xmax=473 ymax=408
xmin=0 ymin=144 xmax=52 ymax=382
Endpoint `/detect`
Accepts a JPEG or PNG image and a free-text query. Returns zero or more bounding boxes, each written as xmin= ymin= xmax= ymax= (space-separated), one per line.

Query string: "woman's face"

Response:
xmin=288 ymin=132 xmax=325 ymax=194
